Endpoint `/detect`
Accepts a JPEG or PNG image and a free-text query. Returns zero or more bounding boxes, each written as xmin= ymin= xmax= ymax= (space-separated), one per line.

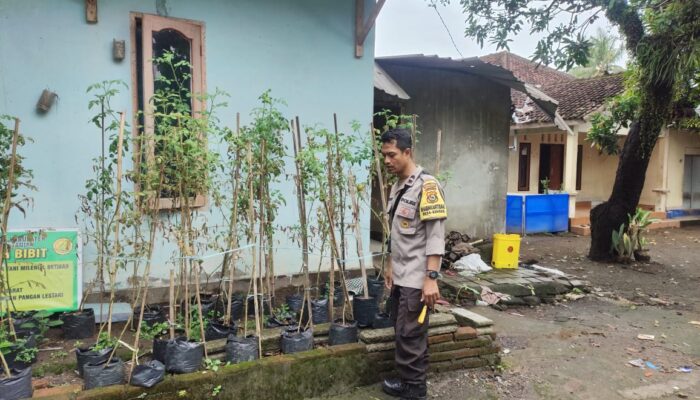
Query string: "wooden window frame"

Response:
xmin=517 ymin=142 xmax=531 ymax=191
xmin=576 ymin=145 xmax=582 ymax=191
xmin=130 ymin=12 xmax=208 ymax=210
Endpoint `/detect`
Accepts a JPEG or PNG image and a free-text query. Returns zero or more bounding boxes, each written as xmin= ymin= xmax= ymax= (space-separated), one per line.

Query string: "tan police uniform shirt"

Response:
xmin=388 ymin=166 xmax=446 ymax=290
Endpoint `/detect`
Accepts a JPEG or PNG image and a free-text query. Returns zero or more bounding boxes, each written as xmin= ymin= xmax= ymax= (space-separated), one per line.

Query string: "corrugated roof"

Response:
xmin=374 ymin=63 xmax=410 ymax=100
xmin=375 ymin=54 xmax=559 ymax=119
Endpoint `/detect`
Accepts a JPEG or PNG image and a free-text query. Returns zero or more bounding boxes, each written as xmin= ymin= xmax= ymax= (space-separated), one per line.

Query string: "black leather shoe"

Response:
xmin=382 ymin=378 xmax=406 ymax=397
xmin=400 ymin=383 xmax=427 ymax=400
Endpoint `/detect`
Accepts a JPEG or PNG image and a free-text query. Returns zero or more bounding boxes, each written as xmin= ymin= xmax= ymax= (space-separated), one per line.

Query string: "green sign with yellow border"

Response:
xmin=5 ymin=229 xmax=81 ymax=312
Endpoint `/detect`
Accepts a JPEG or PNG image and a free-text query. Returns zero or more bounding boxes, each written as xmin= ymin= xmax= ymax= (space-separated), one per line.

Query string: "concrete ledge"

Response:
xmin=451 ymin=308 xmax=494 ymax=328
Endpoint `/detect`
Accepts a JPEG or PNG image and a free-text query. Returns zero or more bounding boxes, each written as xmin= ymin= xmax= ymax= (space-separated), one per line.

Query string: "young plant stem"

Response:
xmin=332 ymin=114 xmax=346 ymax=277
xmin=224 ymin=115 xmax=242 ymax=326
xmin=0 ymin=118 xmax=20 ymax=352
xmin=258 ymin=140 xmax=267 ymax=327
xmin=369 ymin=123 xmax=390 ymax=277
xmin=104 ymin=112 xmax=126 ymax=338
xmin=169 ymin=269 xmax=175 ymax=340
xmin=193 ymin=261 xmax=207 ymax=356
xmin=348 ymin=173 xmax=370 ymax=299
xmin=292 ymin=117 xmax=312 ymax=331
xmin=324 ymin=135 xmax=336 ymax=322
xmin=247 ymin=143 xmax=262 ymax=355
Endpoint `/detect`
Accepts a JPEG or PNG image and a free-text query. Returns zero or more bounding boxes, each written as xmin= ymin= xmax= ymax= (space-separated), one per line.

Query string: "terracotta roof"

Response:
xmin=479 ymin=51 xmax=574 ymax=86
xmin=480 ymin=51 xmax=624 ymax=124
xmin=517 ymin=74 xmax=625 ymax=123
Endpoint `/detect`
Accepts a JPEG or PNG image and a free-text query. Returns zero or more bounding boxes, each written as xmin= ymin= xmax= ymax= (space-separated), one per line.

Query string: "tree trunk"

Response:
xmin=589 ymin=122 xmax=650 ymax=260
xmin=589 ymin=64 xmax=674 ymax=261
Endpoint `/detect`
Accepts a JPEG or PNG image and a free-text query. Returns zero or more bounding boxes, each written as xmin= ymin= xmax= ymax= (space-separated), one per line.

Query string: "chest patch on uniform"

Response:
xmin=396 ymin=197 xmax=417 ymax=219
xmin=419 ymin=179 xmax=447 ymax=220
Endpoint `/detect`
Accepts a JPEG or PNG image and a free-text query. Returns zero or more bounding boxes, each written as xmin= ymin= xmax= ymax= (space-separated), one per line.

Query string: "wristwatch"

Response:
xmin=426 ymin=270 xmax=440 ymax=280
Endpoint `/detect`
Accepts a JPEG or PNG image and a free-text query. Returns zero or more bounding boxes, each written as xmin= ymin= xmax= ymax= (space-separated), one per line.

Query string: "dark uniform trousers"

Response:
xmin=389 ymin=285 xmax=430 ymax=384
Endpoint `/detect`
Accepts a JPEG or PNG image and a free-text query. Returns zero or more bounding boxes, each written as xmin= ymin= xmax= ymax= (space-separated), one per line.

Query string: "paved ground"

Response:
xmin=317 ymin=226 xmax=700 ymax=399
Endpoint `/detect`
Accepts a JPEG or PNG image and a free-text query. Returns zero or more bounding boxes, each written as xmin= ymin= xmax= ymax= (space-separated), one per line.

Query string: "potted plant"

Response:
xmin=75 ymin=332 xmax=117 ymax=377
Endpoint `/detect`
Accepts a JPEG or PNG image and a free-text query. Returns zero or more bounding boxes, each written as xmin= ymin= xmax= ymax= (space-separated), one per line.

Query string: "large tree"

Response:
xmin=443 ymin=0 xmax=700 ymax=261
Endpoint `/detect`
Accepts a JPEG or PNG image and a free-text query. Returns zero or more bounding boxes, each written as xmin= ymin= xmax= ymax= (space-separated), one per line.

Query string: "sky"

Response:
xmin=375 ymin=0 xmax=623 ymax=69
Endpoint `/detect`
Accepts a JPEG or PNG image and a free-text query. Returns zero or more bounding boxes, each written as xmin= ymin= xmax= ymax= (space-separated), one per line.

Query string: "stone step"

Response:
xmin=570 ymin=224 xmax=590 ymax=236
xmin=648 ymin=219 xmax=680 ymax=230
xmin=451 ymin=308 xmax=493 ymax=328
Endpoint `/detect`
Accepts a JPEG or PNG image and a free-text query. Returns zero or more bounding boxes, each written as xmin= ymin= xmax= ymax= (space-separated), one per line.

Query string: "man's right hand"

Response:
xmin=384 ymin=264 xmax=393 ymax=289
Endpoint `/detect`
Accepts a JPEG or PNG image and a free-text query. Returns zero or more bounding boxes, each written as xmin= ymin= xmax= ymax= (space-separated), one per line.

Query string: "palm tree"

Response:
xmin=570 ymin=28 xmax=625 ymax=78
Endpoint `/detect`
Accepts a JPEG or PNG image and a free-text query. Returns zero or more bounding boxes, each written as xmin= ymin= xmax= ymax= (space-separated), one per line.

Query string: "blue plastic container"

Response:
xmin=506 ymin=193 xmax=569 ymax=234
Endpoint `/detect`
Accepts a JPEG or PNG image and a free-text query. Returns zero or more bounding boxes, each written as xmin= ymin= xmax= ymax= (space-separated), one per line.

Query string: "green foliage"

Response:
xmin=570 ymin=28 xmax=625 ymax=78
xmin=587 ymin=72 xmax=641 ymax=155
xmin=91 ymin=331 xmax=118 ymax=351
xmin=204 ymin=358 xmax=222 ymax=372
xmin=540 ymin=177 xmax=550 ymax=194
xmin=0 ymin=115 xmax=36 ymax=218
xmin=139 ymin=321 xmax=169 ymax=341
xmin=211 ymin=384 xmax=223 ymax=397
xmin=611 ymin=208 xmax=657 ymax=261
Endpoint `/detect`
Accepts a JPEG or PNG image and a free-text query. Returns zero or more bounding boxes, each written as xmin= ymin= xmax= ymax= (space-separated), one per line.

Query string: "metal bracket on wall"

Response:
xmin=86 ymin=0 xmax=97 ymax=23
xmin=355 ymin=0 xmax=386 ymax=58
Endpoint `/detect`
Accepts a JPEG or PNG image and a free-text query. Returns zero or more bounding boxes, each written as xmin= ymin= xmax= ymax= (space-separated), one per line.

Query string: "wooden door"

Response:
xmin=548 ymin=144 xmax=564 ymax=190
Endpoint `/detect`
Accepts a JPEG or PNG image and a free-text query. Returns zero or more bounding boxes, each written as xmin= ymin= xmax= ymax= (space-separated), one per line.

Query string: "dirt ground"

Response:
xmin=320 ymin=225 xmax=700 ymax=400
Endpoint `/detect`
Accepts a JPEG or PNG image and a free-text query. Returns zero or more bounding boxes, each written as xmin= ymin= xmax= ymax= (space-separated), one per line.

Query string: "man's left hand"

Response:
xmin=422 ymin=278 xmax=440 ymax=308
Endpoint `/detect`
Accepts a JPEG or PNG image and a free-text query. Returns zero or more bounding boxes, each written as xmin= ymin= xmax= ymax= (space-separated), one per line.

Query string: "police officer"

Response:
xmin=380 ymin=128 xmax=446 ymax=400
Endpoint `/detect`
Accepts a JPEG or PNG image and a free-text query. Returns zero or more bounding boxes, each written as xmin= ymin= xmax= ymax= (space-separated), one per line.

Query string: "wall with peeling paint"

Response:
xmin=0 ymin=0 xmax=375 ymax=291
xmin=376 ymin=63 xmax=511 ymax=237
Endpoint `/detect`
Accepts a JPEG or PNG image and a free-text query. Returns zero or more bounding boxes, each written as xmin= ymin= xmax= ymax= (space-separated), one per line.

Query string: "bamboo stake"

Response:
xmin=247 ymin=142 xmax=262 ymax=356
xmin=435 ymin=129 xmax=442 ymax=175
xmin=324 ymin=135 xmax=336 ymax=322
xmin=258 ymin=140 xmax=267 ymax=326
xmin=332 ymin=113 xmax=346 ymax=274
xmin=348 ymin=173 xmax=370 ymax=298
xmin=193 ymin=261 xmax=208 ymax=357
xmin=411 ymin=114 xmax=417 ymax=160
xmin=291 ymin=117 xmax=312 ymax=329
xmin=104 ymin=112 xmax=126 ymax=337
xmin=369 ymin=123 xmax=391 ymax=277
xmin=169 ymin=269 xmax=175 ymax=339
xmin=224 ymin=113 xmax=242 ymax=326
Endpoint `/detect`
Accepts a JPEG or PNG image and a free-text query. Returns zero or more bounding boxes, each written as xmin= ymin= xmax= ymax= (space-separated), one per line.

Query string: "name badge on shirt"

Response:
xmin=396 ymin=197 xmax=417 ymax=220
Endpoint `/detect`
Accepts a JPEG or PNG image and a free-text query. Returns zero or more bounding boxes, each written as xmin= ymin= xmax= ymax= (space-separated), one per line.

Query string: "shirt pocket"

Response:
xmin=397 ymin=219 xmax=416 ymax=235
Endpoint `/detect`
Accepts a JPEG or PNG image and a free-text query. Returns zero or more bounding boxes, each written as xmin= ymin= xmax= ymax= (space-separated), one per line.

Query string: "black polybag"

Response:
xmin=352 ymin=296 xmax=378 ymax=328
xmin=132 ymin=305 xmax=167 ymax=330
xmin=311 ymin=299 xmax=329 ymax=324
xmin=280 ymin=328 xmax=313 ymax=354
xmin=225 ymin=334 xmax=259 ymax=364
xmin=83 ymin=357 xmax=125 ymax=390
xmin=285 ymin=293 xmax=303 ymax=313
xmin=367 ymin=277 xmax=385 ymax=305
xmin=329 ymin=320 xmax=359 ymax=346
xmin=5 ymin=335 xmax=38 ymax=370
xmin=165 ymin=338 xmax=203 ymax=374
xmin=372 ymin=312 xmax=394 ymax=329
xmin=130 ymin=360 xmax=165 ymax=388
xmin=62 ymin=308 xmax=96 ymax=339
xmin=0 ymin=367 xmax=33 ymax=400
xmin=76 ymin=347 xmax=113 ymax=377
xmin=205 ymin=321 xmax=237 ymax=341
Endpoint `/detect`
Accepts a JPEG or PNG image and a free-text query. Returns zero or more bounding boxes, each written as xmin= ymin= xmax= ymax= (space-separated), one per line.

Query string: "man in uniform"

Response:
xmin=380 ymin=128 xmax=446 ymax=400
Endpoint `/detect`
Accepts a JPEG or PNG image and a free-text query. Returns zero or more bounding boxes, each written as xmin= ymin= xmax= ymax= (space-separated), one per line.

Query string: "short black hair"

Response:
xmin=380 ymin=128 xmax=412 ymax=151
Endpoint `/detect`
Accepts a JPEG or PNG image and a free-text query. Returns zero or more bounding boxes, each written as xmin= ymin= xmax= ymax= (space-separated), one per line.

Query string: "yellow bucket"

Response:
xmin=491 ymin=234 xmax=521 ymax=269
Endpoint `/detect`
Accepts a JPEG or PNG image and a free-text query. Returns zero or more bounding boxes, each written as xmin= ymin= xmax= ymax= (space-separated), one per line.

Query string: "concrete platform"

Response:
xmin=439 ymin=266 xmax=586 ymax=305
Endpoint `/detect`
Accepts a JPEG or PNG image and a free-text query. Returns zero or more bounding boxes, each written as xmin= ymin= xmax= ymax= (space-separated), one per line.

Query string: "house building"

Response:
xmin=372 ymin=54 xmax=558 ymax=238
xmin=0 ymin=0 xmax=381 ymax=293
xmin=482 ymin=51 xmax=700 ymax=233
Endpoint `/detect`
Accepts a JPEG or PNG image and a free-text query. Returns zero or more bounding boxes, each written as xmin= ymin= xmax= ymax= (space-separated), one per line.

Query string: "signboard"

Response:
xmin=4 ymin=229 xmax=82 ymax=312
